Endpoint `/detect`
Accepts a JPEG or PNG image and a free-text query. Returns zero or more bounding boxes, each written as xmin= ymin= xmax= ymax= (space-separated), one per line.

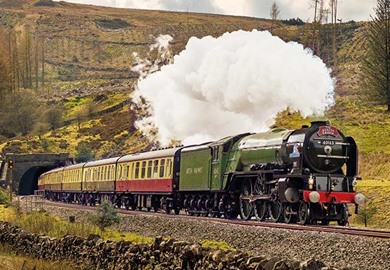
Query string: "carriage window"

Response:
xmin=159 ymin=159 xmax=165 ymax=178
xmin=147 ymin=161 xmax=152 ymax=178
xmin=141 ymin=161 xmax=146 ymax=178
xmin=166 ymin=159 xmax=172 ymax=177
xmin=153 ymin=160 xmax=159 ymax=178
xmin=124 ymin=165 xmax=129 ymax=179
xmin=135 ymin=162 xmax=140 ymax=179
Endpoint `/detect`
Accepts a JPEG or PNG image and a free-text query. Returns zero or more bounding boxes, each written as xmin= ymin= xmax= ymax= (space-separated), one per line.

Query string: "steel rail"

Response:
xmin=43 ymin=200 xmax=390 ymax=239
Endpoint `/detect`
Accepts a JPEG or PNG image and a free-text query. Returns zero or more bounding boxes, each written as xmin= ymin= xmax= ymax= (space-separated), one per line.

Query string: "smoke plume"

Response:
xmin=134 ymin=30 xmax=334 ymax=145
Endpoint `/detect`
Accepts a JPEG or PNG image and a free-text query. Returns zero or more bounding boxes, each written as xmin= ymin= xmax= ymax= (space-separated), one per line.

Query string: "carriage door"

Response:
xmin=210 ymin=145 xmax=223 ymax=191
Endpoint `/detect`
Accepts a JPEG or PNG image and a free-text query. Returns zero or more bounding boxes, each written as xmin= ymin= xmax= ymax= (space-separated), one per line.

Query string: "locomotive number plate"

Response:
xmin=318 ymin=140 xmax=336 ymax=146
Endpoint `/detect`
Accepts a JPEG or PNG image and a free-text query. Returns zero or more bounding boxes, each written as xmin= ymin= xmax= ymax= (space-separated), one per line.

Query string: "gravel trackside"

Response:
xmin=44 ymin=205 xmax=390 ymax=270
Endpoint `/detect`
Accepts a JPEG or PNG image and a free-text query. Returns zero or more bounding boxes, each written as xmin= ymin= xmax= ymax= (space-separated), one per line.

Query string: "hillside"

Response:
xmin=0 ymin=0 xmax=278 ymax=157
xmin=0 ymin=0 xmax=384 ymax=167
xmin=0 ymin=0 xmax=389 ymax=228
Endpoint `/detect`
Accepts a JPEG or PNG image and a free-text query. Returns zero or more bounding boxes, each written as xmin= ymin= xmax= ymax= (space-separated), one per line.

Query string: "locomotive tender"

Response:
xmin=38 ymin=121 xmax=365 ymax=225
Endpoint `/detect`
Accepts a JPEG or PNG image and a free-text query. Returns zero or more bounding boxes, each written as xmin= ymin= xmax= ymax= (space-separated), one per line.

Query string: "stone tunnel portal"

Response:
xmin=18 ymin=166 xmax=52 ymax=195
xmin=2 ymin=153 xmax=71 ymax=195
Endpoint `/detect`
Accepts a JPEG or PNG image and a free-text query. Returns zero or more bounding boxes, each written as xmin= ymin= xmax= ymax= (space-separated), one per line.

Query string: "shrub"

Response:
xmin=75 ymin=142 xmax=94 ymax=162
xmin=33 ymin=0 xmax=56 ymax=7
xmin=95 ymin=19 xmax=131 ymax=29
xmin=88 ymin=200 xmax=120 ymax=231
xmin=0 ymin=188 xmax=9 ymax=205
xmin=356 ymin=199 xmax=378 ymax=227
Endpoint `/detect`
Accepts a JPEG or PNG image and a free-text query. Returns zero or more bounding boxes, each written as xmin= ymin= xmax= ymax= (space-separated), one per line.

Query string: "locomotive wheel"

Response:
xmin=321 ymin=220 xmax=330 ymax=225
xmin=283 ymin=204 xmax=297 ymax=224
xmin=164 ymin=204 xmax=170 ymax=214
xmin=337 ymin=204 xmax=349 ymax=226
xmin=253 ymin=200 xmax=267 ymax=221
xmin=269 ymin=200 xmax=283 ymax=222
xmin=174 ymin=207 xmax=180 ymax=215
xmin=298 ymin=202 xmax=311 ymax=225
xmin=212 ymin=212 xmax=222 ymax=218
xmin=224 ymin=210 xmax=238 ymax=219
xmin=239 ymin=179 xmax=253 ymax=220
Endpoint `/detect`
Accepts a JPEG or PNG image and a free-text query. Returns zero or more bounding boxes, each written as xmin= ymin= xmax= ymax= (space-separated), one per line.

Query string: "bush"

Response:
xmin=0 ymin=188 xmax=9 ymax=205
xmin=75 ymin=142 xmax=94 ymax=162
xmin=95 ymin=19 xmax=131 ymax=29
xmin=356 ymin=199 xmax=378 ymax=227
xmin=88 ymin=200 xmax=120 ymax=231
xmin=33 ymin=0 xmax=56 ymax=7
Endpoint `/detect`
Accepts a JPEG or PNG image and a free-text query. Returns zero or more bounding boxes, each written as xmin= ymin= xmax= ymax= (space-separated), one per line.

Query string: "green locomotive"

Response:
xmin=176 ymin=121 xmax=364 ymax=225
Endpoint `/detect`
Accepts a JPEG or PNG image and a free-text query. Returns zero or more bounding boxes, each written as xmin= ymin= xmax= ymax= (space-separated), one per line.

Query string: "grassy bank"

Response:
xmin=0 ymin=244 xmax=77 ymax=270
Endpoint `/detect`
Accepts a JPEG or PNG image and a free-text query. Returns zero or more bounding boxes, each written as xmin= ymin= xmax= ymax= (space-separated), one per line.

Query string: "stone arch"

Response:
xmin=18 ymin=166 xmax=50 ymax=195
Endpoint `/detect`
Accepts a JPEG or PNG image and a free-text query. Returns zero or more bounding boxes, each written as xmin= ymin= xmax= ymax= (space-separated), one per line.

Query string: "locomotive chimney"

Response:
xmin=310 ymin=120 xmax=329 ymax=127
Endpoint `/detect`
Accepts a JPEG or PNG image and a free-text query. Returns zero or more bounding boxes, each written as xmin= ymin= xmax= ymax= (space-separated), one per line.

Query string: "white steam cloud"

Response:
xmin=134 ymin=30 xmax=334 ymax=145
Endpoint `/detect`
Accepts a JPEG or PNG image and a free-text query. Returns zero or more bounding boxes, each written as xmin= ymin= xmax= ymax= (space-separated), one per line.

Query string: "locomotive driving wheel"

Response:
xmin=298 ymin=201 xmax=311 ymax=225
xmin=253 ymin=200 xmax=267 ymax=221
xmin=283 ymin=204 xmax=297 ymax=224
xmin=239 ymin=179 xmax=253 ymax=220
xmin=268 ymin=200 xmax=283 ymax=222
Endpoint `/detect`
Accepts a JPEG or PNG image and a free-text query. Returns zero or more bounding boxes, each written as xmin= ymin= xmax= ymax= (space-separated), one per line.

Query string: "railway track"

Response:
xmin=44 ymin=200 xmax=390 ymax=239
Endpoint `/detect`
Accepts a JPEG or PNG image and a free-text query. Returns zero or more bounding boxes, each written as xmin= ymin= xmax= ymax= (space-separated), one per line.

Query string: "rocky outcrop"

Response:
xmin=0 ymin=221 xmax=334 ymax=270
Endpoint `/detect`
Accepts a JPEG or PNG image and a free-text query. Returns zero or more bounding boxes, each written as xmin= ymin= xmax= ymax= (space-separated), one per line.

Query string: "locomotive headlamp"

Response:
xmin=352 ymin=179 xmax=358 ymax=191
xmin=309 ymin=191 xmax=320 ymax=203
xmin=308 ymin=175 xmax=314 ymax=190
xmin=354 ymin=193 xmax=365 ymax=205
xmin=352 ymin=179 xmax=358 ymax=186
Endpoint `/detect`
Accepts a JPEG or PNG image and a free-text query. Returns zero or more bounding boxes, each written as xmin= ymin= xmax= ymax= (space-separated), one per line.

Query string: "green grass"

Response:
xmin=0 ymin=205 xmax=152 ymax=244
xmin=16 ymin=211 xmax=152 ymax=243
xmin=0 ymin=244 xmax=78 ymax=270
xmin=348 ymin=180 xmax=390 ymax=229
xmin=200 ymin=239 xmax=234 ymax=251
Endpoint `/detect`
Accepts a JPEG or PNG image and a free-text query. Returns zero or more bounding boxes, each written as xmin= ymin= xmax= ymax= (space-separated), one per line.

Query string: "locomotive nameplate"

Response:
xmin=185 ymin=167 xmax=203 ymax=174
xmin=317 ymin=126 xmax=339 ymax=137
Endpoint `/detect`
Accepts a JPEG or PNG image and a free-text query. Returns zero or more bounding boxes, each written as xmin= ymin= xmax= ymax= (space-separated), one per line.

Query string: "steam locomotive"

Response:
xmin=38 ymin=121 xmax=365 ymax=225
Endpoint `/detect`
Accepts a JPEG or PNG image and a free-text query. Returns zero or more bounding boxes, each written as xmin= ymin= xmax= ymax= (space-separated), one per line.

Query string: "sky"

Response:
xmin=53 ymin=0 xmax=377 ymax=22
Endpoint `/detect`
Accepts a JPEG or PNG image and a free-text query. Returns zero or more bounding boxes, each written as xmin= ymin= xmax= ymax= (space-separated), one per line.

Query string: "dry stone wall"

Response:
xmin=0 ymin=221 xmax=334 ymax=270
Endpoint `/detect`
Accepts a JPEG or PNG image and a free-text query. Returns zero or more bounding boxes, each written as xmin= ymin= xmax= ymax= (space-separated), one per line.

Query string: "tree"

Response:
xmin=1 ymin=89 xmax=41 ymax=136
xmin=88 ymin=200 xmax=120 ymax=231
xmin=329 ymin=0 xmax=339 ymax=67
xmin=270 ymin=1 xmax=281 ymax=32
xmin=75 ymin=142 xmax=94 ymax=162
xmin=46 ymin=104 xmax=64 ymax=130
xmin=363 ymin=0 xmax=390 ymax=111
xmin=356 ymin=199 xmax=377 ymax=227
